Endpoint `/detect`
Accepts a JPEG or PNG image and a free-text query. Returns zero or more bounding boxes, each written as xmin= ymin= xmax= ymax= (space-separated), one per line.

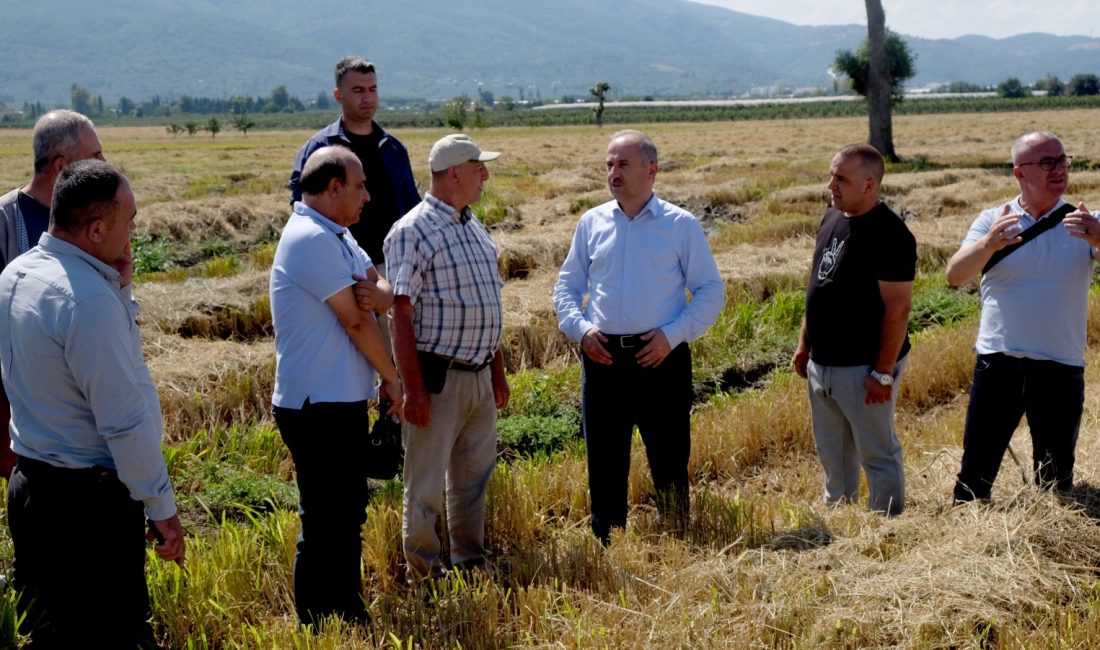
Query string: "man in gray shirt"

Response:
xmin=0 ymin=159 xmax=184 ymax=647
xmin=0 ymin=109 xmax=105 ymax=478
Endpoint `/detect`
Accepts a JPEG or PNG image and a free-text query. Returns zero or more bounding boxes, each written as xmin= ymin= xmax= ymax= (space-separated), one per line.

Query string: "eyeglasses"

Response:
xmin=1017 ymin=155 xmax=1072 ymax=171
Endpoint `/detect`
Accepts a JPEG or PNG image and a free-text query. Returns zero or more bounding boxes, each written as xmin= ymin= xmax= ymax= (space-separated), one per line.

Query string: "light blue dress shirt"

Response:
xmin=0 ymin=233 xmax=176 ymax=520
xmin=553 ymin=193 xmax=724 ymax=348
xmin=271 ymin=202 xmax=378 ymax=408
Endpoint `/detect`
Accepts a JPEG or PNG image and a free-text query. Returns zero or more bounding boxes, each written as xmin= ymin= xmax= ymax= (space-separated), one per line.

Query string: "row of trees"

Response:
xmin=998 ymin=73 xmax=1100 ymax=99
xmin=69 ymin=83 xmax=312 ymax=118
xmin=165 ymin=114 xmax=256 ymax=138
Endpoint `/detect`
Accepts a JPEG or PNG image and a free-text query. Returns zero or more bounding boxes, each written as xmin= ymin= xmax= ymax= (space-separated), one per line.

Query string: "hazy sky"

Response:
xmin=690 ymin=1 xmax=1099 ymax=40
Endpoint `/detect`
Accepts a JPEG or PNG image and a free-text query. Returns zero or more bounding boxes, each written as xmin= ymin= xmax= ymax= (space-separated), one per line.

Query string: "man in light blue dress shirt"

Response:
xmin=553 ymin=130 xmax=724 ymax=544
xmin=0 ymin=160 xmax=184 ymax=647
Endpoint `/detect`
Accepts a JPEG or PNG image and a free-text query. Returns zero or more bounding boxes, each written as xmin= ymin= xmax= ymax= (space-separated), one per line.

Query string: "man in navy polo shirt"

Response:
xmin=290 ymin=56 xmax=420 ymax=353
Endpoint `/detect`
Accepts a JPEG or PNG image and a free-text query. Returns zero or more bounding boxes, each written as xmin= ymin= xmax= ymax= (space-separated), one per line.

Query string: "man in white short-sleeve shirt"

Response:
xmin=271 ymin=145 xmax=403 ymax=627
xmin=947 ymin=130 xmax=1100 ymax=502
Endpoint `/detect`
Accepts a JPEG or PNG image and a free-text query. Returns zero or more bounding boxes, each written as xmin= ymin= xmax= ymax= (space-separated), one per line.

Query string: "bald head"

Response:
xmin=299 ymin=145 xmax=369 ymax=227
xmin=299 ymin=146 xmax=359 ymax=196
xmin=1011 ymin=130 xmax=1061 ymax=165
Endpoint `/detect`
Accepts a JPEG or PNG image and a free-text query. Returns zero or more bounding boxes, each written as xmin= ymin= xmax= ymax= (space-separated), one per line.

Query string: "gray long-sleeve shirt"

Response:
xmin=0 ymin=233 xmax=176 ymax=520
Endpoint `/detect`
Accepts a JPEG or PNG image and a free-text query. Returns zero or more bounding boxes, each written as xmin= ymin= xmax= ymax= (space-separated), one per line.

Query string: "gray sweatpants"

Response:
xmin=806 ymin=356 xmax=907 ymax=515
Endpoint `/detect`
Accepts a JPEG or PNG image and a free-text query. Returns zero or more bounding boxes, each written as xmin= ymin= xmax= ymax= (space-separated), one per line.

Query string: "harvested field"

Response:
xmin=1 ymin=109 xmax=1100 ymax=647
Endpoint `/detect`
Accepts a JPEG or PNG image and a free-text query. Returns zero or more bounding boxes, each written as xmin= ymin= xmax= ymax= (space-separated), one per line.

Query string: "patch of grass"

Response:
xmin=200 ymin=255 xmax=240 ymax=278
xmin=167 ymin=422 xmax=295 ymax=522
xmin=248 ymin=241 xmax=276 ymax=268
xmin=148 ymin=509 xmax=297 ymax=647
xmin=692 ymin=288 xmax=805 ymax=386
xmin=172 ymin=296 xmax=272 ymax=340
xmin=180 ymin=461 xmax=298 ymax=522
xmin=502 ymin=365 xmax=581 ymax=418
xmin=181 ymin=172 xmax=286 ymax=200
xmin=908 ymin=276 xmax=981 ymax=331
xmin=715 ymin=212 xmax=817 ymax=246
xmin=132 ymin=233 xmax=172 ymax=276
xmin=568 ymin=195 xmax=599 ymax=214
xmin=497 ymin=407 xmax=581 ymax=459
xmin=200 ymin=237 xmax=236 ymax=259
xmin=472 ymin=186 xmax=512 ymax=227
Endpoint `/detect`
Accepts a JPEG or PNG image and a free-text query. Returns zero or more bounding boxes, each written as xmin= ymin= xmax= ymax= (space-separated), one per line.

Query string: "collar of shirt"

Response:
xmin=332 ymin=118 xmax=388 ymax=148
xmin=1011 ymin=195 xmax=1067 ymax=222
xmin=612 ymin=192 xmax=659 ymax=222
xmin=293 ymin=201 xmax=350 ymax=238
xmin=37 ymin=232 xmax=121 ymax=288
xmin=424 ymin=193 xmax=472 ymax=224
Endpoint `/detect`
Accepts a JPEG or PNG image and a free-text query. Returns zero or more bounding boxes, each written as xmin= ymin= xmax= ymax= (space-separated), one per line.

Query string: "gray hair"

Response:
xmin=610 ymin=129 xmax=658 ymax=165
xmin=1010 ymin=130 xmax=1060 ymax=165
xmin=32 ymin=110 xmax=95 ymax=173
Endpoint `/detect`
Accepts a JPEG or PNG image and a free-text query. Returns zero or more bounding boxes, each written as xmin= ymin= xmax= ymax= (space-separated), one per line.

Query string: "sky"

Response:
xmin=689 ymin=1 xmax=1099 ymax=40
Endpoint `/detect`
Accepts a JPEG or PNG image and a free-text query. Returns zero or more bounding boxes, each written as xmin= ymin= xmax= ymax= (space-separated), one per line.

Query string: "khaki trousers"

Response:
xmin=401 ymin=367 xmax=497 ymax=579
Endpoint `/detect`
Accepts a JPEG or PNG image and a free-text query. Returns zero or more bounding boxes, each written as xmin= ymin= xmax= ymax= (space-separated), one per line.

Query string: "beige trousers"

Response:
xmin=401 ymin=367 xmax=498 ymax=579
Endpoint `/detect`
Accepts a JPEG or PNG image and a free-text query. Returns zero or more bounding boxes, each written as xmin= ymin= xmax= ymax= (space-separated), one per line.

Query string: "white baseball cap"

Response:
xmin=428 ymin=134 xmax=501 ymax=172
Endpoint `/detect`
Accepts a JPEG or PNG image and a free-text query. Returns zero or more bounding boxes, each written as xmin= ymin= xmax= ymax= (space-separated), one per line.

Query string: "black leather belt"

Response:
xmin=427 ymin=353 xmax=491 ymax=372
xmin=16 ymin=455 xmax=117 ymax=482
xmin=604 ymin=333 xmax=645 ymax=349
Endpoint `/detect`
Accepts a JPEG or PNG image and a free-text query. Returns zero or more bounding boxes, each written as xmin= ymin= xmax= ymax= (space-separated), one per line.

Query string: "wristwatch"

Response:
xmin=869 ymin=370 xmax=893 ymax=387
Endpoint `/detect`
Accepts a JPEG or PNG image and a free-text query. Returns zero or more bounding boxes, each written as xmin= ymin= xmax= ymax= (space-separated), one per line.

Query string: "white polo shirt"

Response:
xmin=271 ymin=202 xmax=377 ymax=407
xmin=965 ymin=196 xmax=1095 ymax=366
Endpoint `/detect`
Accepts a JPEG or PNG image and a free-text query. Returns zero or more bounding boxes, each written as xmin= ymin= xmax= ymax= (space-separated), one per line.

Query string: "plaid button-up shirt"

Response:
xmin=384 ymin=194 xmax=503 ymax=364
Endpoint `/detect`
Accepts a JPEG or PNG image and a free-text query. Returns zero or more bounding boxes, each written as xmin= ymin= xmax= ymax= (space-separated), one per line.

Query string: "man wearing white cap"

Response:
xmin=384 ymin=133 xmax=510 ymax=580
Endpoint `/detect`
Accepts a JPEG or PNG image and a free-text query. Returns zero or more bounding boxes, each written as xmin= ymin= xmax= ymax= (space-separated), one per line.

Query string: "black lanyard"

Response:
xmin=982 ymin=203 xmax=1076 ymax=274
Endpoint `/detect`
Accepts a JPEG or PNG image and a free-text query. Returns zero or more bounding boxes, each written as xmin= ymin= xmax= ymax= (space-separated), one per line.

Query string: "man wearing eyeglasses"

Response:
xmin=947 ymin=130 xmax=1100 ymax=502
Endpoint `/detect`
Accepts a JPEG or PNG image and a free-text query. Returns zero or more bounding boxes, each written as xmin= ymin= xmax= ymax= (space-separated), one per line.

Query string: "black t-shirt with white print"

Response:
xmin=805 ymin=202 xmax=916 ymax=367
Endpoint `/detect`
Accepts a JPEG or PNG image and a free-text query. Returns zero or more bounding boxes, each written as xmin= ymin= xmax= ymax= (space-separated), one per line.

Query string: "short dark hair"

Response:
xmin=32 ymin=110 xmax=95 ymax=173
xmin=50 ymin=159 xmax=125 ymax=234
xmin=837 ymin=143 xmax=885 ymax=185
xmin=335 ymin=56 xmax=376 ymax=87
xmin=299 ymin=146 xmax=353 ymax=196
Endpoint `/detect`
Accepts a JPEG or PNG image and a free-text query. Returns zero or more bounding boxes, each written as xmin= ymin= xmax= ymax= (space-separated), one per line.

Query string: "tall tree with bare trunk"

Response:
xmin=865 ymin=0 xmax=896 ymax=161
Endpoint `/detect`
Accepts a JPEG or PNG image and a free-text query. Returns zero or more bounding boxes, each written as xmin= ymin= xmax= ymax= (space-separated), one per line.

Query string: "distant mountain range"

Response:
xmin=3 ymin=0 xmax=1099 ymax=105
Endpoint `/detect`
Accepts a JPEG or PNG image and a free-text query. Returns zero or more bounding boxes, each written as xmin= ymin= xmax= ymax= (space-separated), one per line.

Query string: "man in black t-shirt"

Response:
xmin=289 ymin=57 xmax=420 ymax=354
xmin=792 ymin=144 xmax=916 ymax=516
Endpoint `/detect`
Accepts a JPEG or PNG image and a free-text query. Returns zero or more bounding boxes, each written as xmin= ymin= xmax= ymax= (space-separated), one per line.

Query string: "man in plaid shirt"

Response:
xmin=384 ymin=134 xmax=510 ymax=581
